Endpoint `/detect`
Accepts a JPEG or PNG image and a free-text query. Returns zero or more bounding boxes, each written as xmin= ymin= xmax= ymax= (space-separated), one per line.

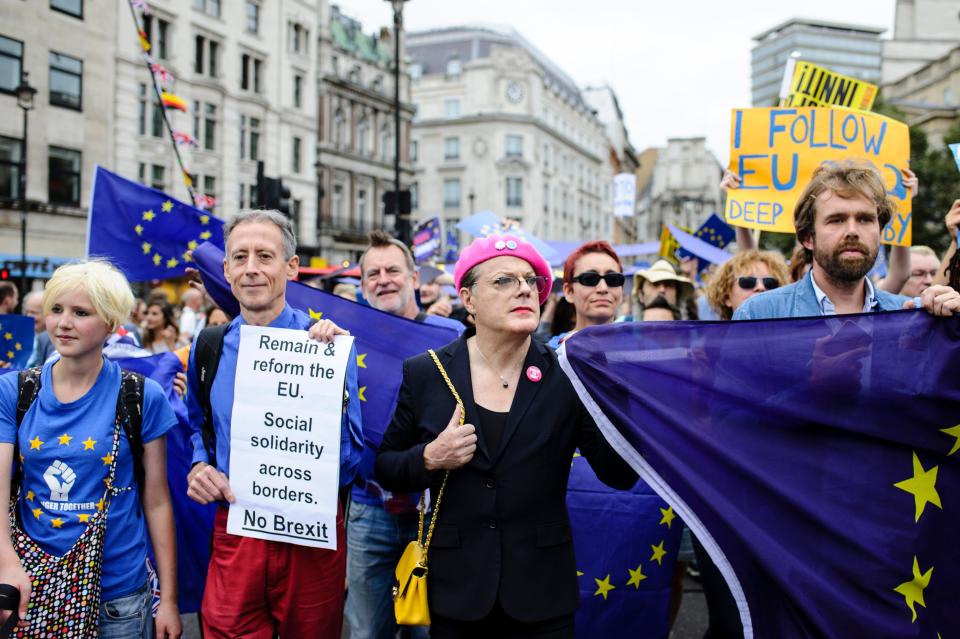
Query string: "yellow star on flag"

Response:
xmin=82 ymin=437 xmax=96 ymax=450
xmin=32 ymin=507 xmax=42 ymax=520
xmin=627 ymin=564 xmax=647 ymax=589
xmin=199 ymin=214 xmax=210 ymax=225
xmin=356 ymin=353 xmax=367 ymax=368
xmin=96 ymin=498 xmax=105 ymax=512
xmin=166 ymin=257 xmax=179 ymax=268
xmin=182 ymin=252 xmax=193 ymax=262
xmin=576 ymin=570 xmax=584 ymax=577
xmin=593 ymin=574 xmax=615 ymax=600
xmin=308 ymin=308 xmax=323 ymax=321
xmin=58 ymin=434 xmax=72 ymax=446
xmin=142 ymin=242 xmax=152 ymax=255
xmin=78 ymin=513 xmax=90 ymax=523
xmin=893 ymin=452 xmax=942 ymax=523
xmin=51 ymin=517 xmax=64 ymax=529
xmin=187 ymin=240 xmax=198 ymax=251
xmin=659 ymin=505 xmax=676 ymax=528
xmin=894 ymin=556 xmax=933 ymax=623
xmin=161 ymin=200 xmax=174 ymax=212
xmin=29 ymin=436 xmax=43 ymax=450
xmin=6 ymin=351 xmax=12 ymax=360
xmin=650 ymin=540 xmax=667 ymax=566
xmin=358 ymin=386 xmax=367 ymax=402
xmin=941 ymin=425 xmax=960 ymax=456
xmin=142 ymin=210 xmax=156 ymax=221
xmin=134 ymin=224 xmax=144 ymax=235
xmin=153 ymin=253 xmax=162 ymax=266
xmin=26 ymin=490 xmax=34 ymax=501
xmin=3 ymin=332 xmax=11 ymax=340
xmin=14 ymin=343 xmax=20 ymax=351
xmin=101 ymin=453 xmax=114 ymax=466
xmin=199 ymin=231 xmax=212 ymax=240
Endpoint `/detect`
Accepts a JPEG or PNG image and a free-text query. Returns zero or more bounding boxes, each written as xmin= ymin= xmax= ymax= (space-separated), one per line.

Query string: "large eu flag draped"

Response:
xmin=559 ymin=312 xmax=960 ymax=638
xmin=192 ymin=242 xmax=460 ymax=445
xmin=87 ymin=166 xmax=225 ymax=282
xmin=0 ymin=315 xmax=34 ymax=369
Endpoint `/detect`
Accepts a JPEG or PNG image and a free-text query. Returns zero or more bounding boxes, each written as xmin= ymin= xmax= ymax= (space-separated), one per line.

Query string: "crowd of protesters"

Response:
xmin=0 ymin=157 xmax=958 ymax=638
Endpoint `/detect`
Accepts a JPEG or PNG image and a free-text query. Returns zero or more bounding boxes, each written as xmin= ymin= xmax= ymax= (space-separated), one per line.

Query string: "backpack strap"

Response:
xmin=12 ymin=367 xmax=43 ymax=498
xmin=116 ymin=370 xmax=146 ymax=498
xmin=194 ymin=324 xmax=228 ymax=466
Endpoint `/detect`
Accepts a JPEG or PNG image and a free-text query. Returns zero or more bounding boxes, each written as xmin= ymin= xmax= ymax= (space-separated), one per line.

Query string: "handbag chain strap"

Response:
xmin=419 ymin=349 xmax=465 ymax=564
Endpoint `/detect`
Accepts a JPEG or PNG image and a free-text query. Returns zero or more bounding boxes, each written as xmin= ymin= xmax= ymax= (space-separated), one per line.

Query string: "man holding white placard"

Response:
xmin=184 ymin=209 xmax=363 ymax=639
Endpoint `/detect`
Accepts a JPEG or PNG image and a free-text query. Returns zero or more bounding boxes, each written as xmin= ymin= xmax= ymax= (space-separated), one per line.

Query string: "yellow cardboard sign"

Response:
xmin=658 ymin=225 xmax=690 ymax=262
xmin=781 ymin=61 xmax=878 ymax=111
xmin=725 ymin=107 xmax=912 ymax=246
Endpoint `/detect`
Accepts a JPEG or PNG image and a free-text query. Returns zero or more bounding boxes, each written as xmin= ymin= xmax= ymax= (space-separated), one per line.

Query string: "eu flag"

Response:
xmin=559 ymin=312 xmax=960 ymax=638
xmin=455 ymin=211 xmax=558 ymax=261
xmin=444 ymin=229 xmax=460 ymax=264
xmin=0 ymin=314 xmax=34 ymax=369
xmin=412 ymin=217 xmax=442 ymax=264
xmin=677 ymin=213 xmax=735 ymax=271
xmin=192 ymin=242 xmax=461 ymax=446
xmin=87 ymin=166 xmax=225 ymax=282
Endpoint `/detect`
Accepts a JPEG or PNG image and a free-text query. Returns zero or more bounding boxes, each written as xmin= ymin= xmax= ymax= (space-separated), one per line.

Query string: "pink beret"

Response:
xmin=454 ymin=234 xmax=553 ymax=305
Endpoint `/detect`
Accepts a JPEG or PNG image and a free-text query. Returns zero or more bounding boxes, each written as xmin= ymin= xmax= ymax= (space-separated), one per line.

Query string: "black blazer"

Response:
xmin=375 ymin=331 xmax=637 ymax=623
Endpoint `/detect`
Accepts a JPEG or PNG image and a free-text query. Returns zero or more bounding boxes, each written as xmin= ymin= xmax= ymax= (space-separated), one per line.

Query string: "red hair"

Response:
xmin=563 ymin=241 xmax=622 ymax=283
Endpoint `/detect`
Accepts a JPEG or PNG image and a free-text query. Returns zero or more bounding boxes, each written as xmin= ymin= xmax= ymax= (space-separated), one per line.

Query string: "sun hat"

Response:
xmin=635 ymin=259 xmax=694 ymax=301
xmin=454 ymin=234 xmax=553 ymax=305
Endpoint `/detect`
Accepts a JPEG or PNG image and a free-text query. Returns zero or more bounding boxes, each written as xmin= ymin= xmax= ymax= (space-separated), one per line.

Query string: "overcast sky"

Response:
xmin=341 ymin=0 xmax=897 ymax=165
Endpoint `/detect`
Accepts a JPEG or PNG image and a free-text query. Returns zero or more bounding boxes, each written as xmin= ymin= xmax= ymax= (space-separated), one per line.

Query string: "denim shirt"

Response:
xmin=734 ymin=271 xmax=909 ymax=320
xmin=186 ymin=304 xmax=363 ymax=487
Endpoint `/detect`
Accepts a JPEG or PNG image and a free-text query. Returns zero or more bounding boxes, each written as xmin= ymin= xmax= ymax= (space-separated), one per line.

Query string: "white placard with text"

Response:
xmin=227 ymin=326 xmax=354 ymax=549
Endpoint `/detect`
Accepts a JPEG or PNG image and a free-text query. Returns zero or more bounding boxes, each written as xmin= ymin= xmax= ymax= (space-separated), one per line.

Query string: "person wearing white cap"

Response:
xmin=634 ymin=260 xmax=694 ymax=315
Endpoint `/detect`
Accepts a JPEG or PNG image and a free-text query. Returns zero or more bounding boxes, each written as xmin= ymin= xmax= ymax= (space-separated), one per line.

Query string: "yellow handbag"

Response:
xmin=392 ymin=349 xmax=465 ymax=627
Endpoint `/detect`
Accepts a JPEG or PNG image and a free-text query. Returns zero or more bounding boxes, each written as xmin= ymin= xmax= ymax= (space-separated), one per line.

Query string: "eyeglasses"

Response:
xmin=737 ymin=276 xmax=780 ymax=291
xmin=489 ymin=275 xmax=550 ymax=295
xmin=571 ymin=271 xmax=626 ymax=288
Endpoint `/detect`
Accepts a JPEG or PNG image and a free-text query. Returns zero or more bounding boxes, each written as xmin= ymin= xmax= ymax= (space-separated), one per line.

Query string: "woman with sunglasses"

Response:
xmin=705 ymin=250 xmax=791 ymax=321
xmin=548 ymin=241 xmax=626 ymax=348
xmin=376 ymin=234 xmax=637 ymax=638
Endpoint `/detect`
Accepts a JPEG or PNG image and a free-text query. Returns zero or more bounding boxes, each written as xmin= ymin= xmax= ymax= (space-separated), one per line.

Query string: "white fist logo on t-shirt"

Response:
xmin=43 ymin=460 xmax=77 ymax=502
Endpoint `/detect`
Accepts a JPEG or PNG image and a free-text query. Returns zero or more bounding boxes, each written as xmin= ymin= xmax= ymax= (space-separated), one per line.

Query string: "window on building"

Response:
xmin=379 ymin=124 xmax=391 ymax=163
xmin=142 ymin=15 xmax=170 ymax=60
xmin=239 ymin=114 xmax=260 ymax=160
xmin=443 ymin=178 xmax=461 ymax=209
xmin=203 ymin=103 xmax=217 ymax=150
xmin=333 ymin=108 xmax=346 ymax=148
xmin=290 ymin=23 xmax=307 ymax=55
xmin=443 ymin=98 xmax=460 ymax=118
xmin=195 ymin=35 xmax=219 ymax=78
xmin=409 ymin=140 xmax=418 ymax=162
xmin=410 ymin=182 xmax=418 ymax=211
xmin=444 ymin=137 xmax=460 ymax=161
xmin=506 ymin=177 xmax=523 ymax=207
xmin=245 ymin=1 xmax=259 ymax=34
xmin=358 ymin=188 xmax=368 ymax=223
xmin=446 ymin=57 xmax=462 ymax=80
xmin=333 ymin=183 xmax=344 ymax=219
xmin=543 ymin=183 xmax=549 ymax=213
xmin=0 ymin=36 xmax=23 ymax=94
xmin=48 ymin=146 xmax=81 ymax=206
xmin=194 ymin=0 xmax=220 ymax=18
xmin=505 ymin=134 xmax=523 ymax=158
xmin=51 ymin=0 xmax=83 ymax=18
xmin=49 ymin=51 xmax=82 ymax=110
xmin=240 ymin=54 xmax=263 ymax=92
xmin=292 ymin=136 xmax=302 ymax=173
xmin=149 ymin=164 xmax=165 ymax=190
xmin=137 ymin=83 xmax=164 ymax=137
xmin=293 ymin=73 xmax=303 ymax=108
xmin=203 ymin=175 xmax=217 ymax=208
xmin=0 ymin=136 xmax=21 ymax=201
xmin=357 ymin=116 xmax=370 ymax=155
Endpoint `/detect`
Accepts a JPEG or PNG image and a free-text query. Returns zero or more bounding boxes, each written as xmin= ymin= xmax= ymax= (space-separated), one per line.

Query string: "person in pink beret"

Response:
xmin=376 ymin=234 xmax=637 ymax=638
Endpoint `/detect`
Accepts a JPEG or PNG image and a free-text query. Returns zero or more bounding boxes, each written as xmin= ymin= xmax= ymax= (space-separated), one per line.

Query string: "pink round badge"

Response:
xmin=526 ymin=366 xmax=542 ymax=383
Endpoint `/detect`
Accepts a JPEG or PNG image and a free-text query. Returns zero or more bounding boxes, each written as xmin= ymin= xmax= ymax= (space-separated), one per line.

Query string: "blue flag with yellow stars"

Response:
xmin=0 ymin=314 xmax=34 ymax=369
xmin=87 ymin=166 xmax=224 ymax=282
xmin=567 ymin=453 xmax=682 ymax=638
xmin=559 ymin=312 xmax=960 ymax=638
xmin=191 ymin=242 xmax=461 ymax=447
xmin=444 ymin=229 xmax=459 ymax=264
xmin=676 ymin=213 xmax=735 ymax=271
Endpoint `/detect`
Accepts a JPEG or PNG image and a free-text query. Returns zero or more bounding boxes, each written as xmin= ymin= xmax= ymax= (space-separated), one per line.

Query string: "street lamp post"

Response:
xmin=386 ymin=0 xmax=409 ymax=244
xmin=15 ymin=72 xmax=37 ymax=299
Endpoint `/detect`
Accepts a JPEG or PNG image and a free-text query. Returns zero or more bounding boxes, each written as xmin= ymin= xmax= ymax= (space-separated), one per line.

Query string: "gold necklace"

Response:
xmin=474 ymin=342 xmax=514 ymax=388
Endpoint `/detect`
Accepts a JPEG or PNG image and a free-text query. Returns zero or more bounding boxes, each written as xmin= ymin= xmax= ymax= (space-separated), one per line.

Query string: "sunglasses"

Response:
xmin=737 ymin=276 xmax=780 ymax=291
xmin=572 ymin=271 xmax=626 ymax=288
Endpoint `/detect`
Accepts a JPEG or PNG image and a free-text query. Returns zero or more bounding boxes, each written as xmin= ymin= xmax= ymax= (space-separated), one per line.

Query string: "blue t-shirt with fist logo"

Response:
xmin=0 ymin=357 xmax=177 ymax=599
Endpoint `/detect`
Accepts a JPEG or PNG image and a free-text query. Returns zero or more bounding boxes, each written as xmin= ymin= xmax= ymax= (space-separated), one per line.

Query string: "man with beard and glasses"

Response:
xmin=734 ymin=160 xmax=960 ymax=320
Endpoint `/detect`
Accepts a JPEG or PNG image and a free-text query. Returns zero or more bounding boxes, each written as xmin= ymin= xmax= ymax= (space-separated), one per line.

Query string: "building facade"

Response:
xmin=0 ymin=0 xmax=117 ymax=289
xmin=883 ymin=0 xmax=960 ymax=83
xmin=634 ymin=138 xmax=723 ymax=245
xmin=316 ymin=2 xmax=414 ymax=265
xmin=884 ymin=44 xmax=960 ymax=147
xmin=751 ymin=19 xmax=884 ymax=108
xmin=406 ymin=26 xmax=611 ymax=246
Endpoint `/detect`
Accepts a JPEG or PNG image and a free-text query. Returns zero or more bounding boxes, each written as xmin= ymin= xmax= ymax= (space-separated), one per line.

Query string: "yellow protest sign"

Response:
xmin=725 ymin=107 xmax=912 ymax=246
xmin=658 ymin=225 xmax=690 ymax=262
xmin=781 ymin=61 xmax=878 ymax=111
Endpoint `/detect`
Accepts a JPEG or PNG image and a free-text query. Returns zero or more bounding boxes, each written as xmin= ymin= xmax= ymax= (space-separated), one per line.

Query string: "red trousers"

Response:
xmin=201 ymin=507 xmax=346 ymax=638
